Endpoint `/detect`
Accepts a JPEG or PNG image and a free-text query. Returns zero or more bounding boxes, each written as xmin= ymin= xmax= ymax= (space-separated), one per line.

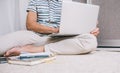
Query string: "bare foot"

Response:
xmin=4 ymin=47 xmax=21 ymax=57
xmin=4 ymin=45 xmax=45 ymax=57
xmin=4 ymin=45 xmax=34 ymax=57
xmin=21 ymin=45 xmax=45 ymax=53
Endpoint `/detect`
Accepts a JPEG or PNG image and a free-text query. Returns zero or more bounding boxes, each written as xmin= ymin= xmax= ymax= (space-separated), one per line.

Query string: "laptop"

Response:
xmin=49 ymin=1 xmax=100 ymax=37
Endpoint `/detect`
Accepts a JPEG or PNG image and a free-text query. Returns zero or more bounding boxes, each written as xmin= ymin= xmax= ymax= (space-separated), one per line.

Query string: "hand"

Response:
xmin=52 ymin=27 xmax=59 ymax=33
xmin=90 ymin=27 xmax=100 ymax=36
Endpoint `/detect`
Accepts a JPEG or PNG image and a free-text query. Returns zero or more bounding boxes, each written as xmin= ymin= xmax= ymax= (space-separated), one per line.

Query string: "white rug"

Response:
xmin=0 ymin=50 xmax=120 ymax=73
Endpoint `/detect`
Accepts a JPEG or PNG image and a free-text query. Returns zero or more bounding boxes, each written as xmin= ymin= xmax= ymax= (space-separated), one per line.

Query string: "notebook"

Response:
xmin=7 ymin=52 xmax=56 ymax=66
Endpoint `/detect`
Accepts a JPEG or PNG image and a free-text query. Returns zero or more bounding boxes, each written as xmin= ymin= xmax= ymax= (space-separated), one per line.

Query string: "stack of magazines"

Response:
xmin=7 ymin=52 xmax=56 ymax=66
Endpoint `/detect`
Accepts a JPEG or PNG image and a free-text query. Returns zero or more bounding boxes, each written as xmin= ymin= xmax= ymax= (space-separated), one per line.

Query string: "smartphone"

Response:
xmin=0 ymin=57 xmax=7 ymax=64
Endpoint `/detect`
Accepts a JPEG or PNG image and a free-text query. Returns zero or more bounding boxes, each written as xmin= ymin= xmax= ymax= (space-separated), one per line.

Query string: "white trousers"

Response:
xmin=0 ymin=30 xmax=97 ymax=55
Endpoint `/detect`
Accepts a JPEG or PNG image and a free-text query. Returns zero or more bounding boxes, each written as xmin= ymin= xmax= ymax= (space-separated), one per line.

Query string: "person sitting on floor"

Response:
xmin=0 ymin=0 xmax=99 ymax=57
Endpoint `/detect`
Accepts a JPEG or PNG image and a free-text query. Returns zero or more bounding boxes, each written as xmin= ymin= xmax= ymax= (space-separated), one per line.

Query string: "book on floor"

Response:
xmin=7 ymin=52 xmax=56 ymax=66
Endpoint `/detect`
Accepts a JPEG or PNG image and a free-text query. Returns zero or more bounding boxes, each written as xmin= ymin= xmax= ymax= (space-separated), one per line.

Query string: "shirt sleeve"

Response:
xmin=27 ymin=0 xmax=37 ymax=12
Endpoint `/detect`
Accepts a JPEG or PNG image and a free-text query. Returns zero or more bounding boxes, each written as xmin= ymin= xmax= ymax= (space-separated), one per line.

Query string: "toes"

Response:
xmin=4 ymin=48 xmax=21 ymax=57
xmin=4 ymin=51 xmax=10 ymax=57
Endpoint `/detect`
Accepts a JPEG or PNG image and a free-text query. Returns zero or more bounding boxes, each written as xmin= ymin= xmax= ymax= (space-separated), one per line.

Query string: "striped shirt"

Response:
xmin=27 ymin=0 xmax=62 ymax=28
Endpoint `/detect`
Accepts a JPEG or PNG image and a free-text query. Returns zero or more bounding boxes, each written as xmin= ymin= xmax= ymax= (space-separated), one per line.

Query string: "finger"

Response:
xmin=91 ymin=30 xmax=99 ymax=36
xmin=94 ymin=31 xmax=100 ymax=36
xmin=91 ymin=28 xmax=99 ymax=33
xmin=94 ymin=28 xmax=99 ymax=32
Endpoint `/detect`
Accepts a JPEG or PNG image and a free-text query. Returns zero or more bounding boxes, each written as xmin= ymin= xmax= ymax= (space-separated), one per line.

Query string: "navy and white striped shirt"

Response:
xmin=27 ymin=0 xmax=62 ymax=28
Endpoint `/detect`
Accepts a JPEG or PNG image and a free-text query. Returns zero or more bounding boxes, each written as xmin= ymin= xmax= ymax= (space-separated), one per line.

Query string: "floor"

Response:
xmin=0 ymin=48 xmax=120 ymax=73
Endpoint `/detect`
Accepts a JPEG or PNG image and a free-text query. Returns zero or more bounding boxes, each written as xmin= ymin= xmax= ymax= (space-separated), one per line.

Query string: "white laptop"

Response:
xmin=49 ymin=1 xmax=100 ymax=37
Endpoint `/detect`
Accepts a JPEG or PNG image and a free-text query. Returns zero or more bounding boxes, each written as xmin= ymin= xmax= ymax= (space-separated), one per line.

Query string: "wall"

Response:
xmin=0 ymin=0 xmax=21 ymax=36
xmin=92 ymin=0 xmax=120 ymax=47
xmin=19 ymin=0 xmax=29 ymax=30
xmin=0 ymin=0 xmax=15 ymax=35
xmin=73 ymin=0 xmax=86 ymax=3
